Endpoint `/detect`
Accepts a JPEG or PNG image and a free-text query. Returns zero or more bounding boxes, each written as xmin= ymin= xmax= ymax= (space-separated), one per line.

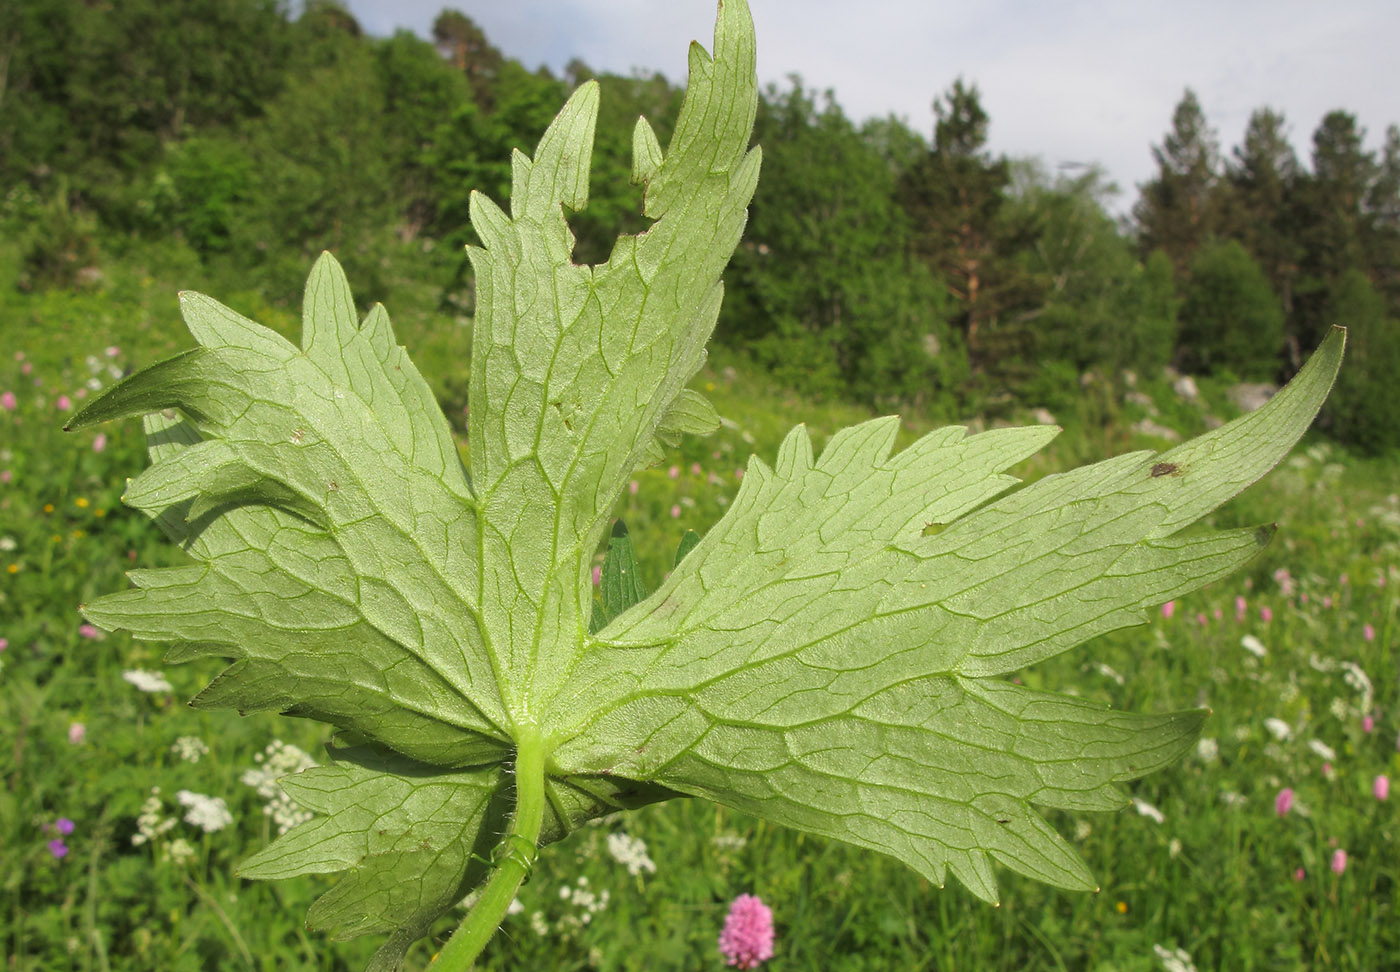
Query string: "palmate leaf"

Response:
xmin=67 ymin=0 xmax=1343 ymax=966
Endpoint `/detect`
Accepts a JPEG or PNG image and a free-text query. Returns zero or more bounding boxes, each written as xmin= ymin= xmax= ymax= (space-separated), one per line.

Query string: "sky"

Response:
xmin=341 ymin=0 xmax=1400 ymax=213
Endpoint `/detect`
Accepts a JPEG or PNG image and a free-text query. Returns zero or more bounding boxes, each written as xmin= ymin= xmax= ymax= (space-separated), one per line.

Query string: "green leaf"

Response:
xmin=549 ymin=328 xmax=1343 ymax=903
xmin=67 ymin=0 xmax=1344 ymax=962
xmin=237 ymin=741 xmax=672 ymax=972
xmin=673 ymin=529 xmax=701 ymax=566
xmin=591 ymin=520 xmax=649 ymax=634
xmin=71 ymin=0 xmax=758 ymax=960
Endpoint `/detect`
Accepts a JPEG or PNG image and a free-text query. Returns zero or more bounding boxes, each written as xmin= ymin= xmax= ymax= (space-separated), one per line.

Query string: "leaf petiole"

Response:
xmin=431 ymin=732 xmax=547 ymax=970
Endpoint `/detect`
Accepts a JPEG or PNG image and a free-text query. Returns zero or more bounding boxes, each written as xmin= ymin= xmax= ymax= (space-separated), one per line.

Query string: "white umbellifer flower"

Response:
xmin=1132 ymin=798 xmax=1165 ymax=824
xmin=132 ymin=787 xmax=177 ymax=846
xmin=164 ymin=838 xmax=197 ymax=866
xmin=1095 ymin=663 xmax=1125 ymax=685
xmin=241 ymin=740 xmax=318 ymax=834
xmin=1341 ymin=661 xmax=1374 ymax=713
xmin=0 ymin=535 xmax=16 ymax=551
xmin=122 ymin=669 xmax=173 ymax=693
xmin=1154 ymin=943 xmax=1199 ymax=972
xmin=1220 ymin=791 xmax=1247 ymax=807
xmin=1240 ymin=634 xmax=1267 ymax=658
xmin=1195 ymin=737 xmax=1219 ymax=763
xmin=710 ymin=833 xmax=747 ymax=852
xmin=171 ymin=736 xmax=209 ymax=763
xmin=1264 ymin=718 xmax=1293 ymax=742
xmin=1073 ymin=820 xmax=1092 ymax=841
xmin=1168 ymin=838 xmax=1182 ymax=859
xmin=606 ymin=831 xmax=657 ymax=876
xmin=1307 ymin=739 xmax=1337 ymax=762
xmin=177 ymin=790 xmax=233 ymax=833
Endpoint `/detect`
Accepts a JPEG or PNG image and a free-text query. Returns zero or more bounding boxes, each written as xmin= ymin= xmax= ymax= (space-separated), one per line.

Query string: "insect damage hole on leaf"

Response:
xmin=63 ymin=0 xmax=1345 ymax=968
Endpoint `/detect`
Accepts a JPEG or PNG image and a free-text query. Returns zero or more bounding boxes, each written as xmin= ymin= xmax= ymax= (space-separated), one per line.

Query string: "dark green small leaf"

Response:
xmin=593 ymin=519 xmax=648 ymax=634
xmin=674 ymin=529 xmax=701 ymax=567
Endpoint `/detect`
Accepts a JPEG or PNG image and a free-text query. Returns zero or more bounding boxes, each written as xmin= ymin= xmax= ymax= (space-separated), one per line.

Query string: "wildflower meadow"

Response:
xmin=1 ymin=239 xmax=1397 ymax=971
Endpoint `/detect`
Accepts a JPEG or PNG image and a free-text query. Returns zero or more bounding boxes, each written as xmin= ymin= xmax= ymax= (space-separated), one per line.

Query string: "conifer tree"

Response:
xmin=432 ymin=10 xmax=502 ymax=108
xmin=901 ymin=79 xmax=1035 ymax=368
xmin=1221 ymin=108 xmax=1301 ymax=326
xmin=1365 ymin=124 xmax=1400 ymax=307
xmin=1294 ymin=111 xmax=1376 ymax=346
xmin=1133 ymin=89 xmax=1220 ymax=274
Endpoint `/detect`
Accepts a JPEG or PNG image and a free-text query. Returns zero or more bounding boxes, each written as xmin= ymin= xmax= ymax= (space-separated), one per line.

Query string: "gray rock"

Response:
xmin=1133 ymin=418 xmax=1182 ymax=441
xmin=1125 ymin=390 xmax=1158 ymax=415
xmin=1228 ymin=383 xmax=1278 ymax=412
xmin=1172 ymin=374 xmax=1199 ymax=400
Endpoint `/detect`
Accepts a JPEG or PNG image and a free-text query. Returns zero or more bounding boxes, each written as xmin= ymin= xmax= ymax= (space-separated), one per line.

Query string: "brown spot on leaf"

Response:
xmin=1150 ymin=462 xmax=1179 ymax=478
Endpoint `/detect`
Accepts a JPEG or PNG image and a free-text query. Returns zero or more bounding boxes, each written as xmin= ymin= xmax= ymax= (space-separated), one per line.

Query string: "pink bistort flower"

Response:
xmin=1 ymin=391 xmax=15 ymax=411
xmin=1274 ymin=787 xmax=1294 ymax=817
xmin=718 ymin=894 xmax=775 ymax=969
xmin=1161 ymin=600 xmax=1175 ymax=619
xmin=1375 ymin=775 xmax=1390 ymax=801
xmin=1331 ymin=849 xmax=1348 ymax=875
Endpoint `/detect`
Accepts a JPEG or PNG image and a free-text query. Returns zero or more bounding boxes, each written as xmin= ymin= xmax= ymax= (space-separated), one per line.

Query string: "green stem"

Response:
xmin=432 ymin=732 xmax=547 ymax=970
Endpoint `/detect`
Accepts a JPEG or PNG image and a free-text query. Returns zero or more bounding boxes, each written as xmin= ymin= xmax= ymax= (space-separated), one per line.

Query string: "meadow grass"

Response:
xmin=1 ymin=248 xmax=1396 ymax=971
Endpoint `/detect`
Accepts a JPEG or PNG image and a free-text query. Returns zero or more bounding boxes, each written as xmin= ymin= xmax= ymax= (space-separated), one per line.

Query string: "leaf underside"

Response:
xmin=67 ymin=0 xmax=1344 ymax=964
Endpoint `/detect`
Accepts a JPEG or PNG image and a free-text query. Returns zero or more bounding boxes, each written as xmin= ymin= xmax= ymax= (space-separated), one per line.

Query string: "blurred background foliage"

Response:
xmin=2 ymin=0 xmax=1399 ymax=446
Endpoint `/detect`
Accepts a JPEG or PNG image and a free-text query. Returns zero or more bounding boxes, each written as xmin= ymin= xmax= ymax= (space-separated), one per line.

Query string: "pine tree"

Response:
xmin=432 ymin=9 xmax=502 ymax=108
xmin=1365 ymin=124 xmax=1400 ymax=308
xmin=1221 ymin=109 xmax=1301 ymax=326
xmin=1294 ymin=110 xmax=1376 ymax=346
xmin=1133 ymin=89 xmax=1220 ymax=274
xmin=901 ymin=79 xmax=1036 ymax=369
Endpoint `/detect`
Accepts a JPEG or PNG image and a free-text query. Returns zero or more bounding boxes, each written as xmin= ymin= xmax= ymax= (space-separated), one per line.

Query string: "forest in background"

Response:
xmin=3 ymin=0 xmax=1399 ymax=452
